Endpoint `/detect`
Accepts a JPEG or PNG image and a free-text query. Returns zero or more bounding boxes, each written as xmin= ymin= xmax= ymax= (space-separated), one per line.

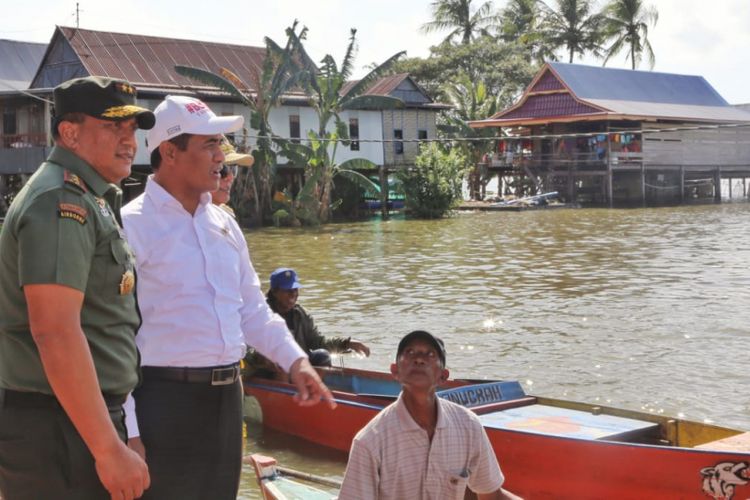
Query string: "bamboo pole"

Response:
xmin=276 ymin=465 xmax=343 ymax=489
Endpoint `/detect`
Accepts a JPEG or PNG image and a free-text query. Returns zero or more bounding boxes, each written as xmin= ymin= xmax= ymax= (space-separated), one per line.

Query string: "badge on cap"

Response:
xmin=119 ymin=270 xmax=135 ymax=295
xmin=58 ymin=203 xmax=88 ymax=225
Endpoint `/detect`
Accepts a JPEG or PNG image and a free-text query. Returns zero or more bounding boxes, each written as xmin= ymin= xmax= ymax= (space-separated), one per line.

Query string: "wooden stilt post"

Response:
xmin=714 ymin=168 xmax=721 ymax=202
xmin=567 ymin=166 xmax=575 ymax=203
xmin=606 ymin=122 xmax=613 ymax=208
xmin=379 ymin=166 xmax=389 ymax=220
xmin=679 ymin=166 xmax=685 ymax=203
xmin=641 ymin=164 xmax=646 ymax=207
xmin=729 ymin=177 xmax=733 ymax=199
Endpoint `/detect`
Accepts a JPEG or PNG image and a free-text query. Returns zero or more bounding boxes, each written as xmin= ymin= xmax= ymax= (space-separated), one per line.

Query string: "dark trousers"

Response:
xmin=0 ymin=391 xmax=126 ymax=500
xmin=134 ymin=375 xmax=243 ymax=500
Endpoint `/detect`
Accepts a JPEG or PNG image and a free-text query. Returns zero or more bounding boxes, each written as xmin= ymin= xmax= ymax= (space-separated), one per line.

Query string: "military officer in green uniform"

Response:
xmin=0 ymin=76 xmax=155 ymax=500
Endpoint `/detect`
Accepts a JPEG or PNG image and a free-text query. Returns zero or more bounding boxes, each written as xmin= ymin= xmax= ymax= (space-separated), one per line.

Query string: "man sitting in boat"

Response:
xmin=339 ymin=330 xmax=522 ymax=500
xmin=245 ymin=268 xmax=370 ymax=376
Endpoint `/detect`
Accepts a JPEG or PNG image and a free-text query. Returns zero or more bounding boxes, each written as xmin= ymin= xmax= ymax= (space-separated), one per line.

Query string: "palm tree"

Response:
xmin=420 ymin=0 xmax=500 ymax=45
xmin=539 ymin=0 xmax=606 ymax=63
xmin=499 ymin=0 xmax=545 ymax=62
xmin=283 ymin=26 xmax=405 ymax=223
xmin=601 ymin=0 xmax=658 ymax=69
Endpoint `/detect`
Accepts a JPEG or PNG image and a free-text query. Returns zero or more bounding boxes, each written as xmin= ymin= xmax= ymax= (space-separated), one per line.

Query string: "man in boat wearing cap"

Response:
xmin=340 ymin=330 xmax=521 ymax=500
xmin=211 ymin=137 xmax=254 ymax=218
xmin=245 ymin=267 xmax=371 ymax=377
xmin=121 ymin=95 xmax=335 ymax=500
xmin=0 ymin=76 xmax=153 ymax=500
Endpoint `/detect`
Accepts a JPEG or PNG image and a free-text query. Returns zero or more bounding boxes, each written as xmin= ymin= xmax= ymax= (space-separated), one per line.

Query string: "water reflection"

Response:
xmin=240 ymin=203 xmax=750 ymax=491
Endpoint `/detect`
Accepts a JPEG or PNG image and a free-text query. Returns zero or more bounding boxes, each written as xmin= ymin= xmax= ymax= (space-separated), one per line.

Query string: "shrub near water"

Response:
xmin=397 ymin=142 xmax=467 ymax=218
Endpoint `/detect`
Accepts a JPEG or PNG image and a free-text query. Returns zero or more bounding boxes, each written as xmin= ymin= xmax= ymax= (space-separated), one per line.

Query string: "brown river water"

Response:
xmin=238 ymin=202 xmax=750 ymax=497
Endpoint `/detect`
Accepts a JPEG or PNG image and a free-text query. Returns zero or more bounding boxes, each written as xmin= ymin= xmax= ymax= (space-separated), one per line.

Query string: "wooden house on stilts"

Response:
xmin=470 ymin=62 xmax=750 ymax=206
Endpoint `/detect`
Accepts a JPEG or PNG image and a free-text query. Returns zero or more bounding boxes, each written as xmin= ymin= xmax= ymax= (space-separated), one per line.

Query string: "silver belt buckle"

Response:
xmin=211 ymin=366 xmax=237 ymax=386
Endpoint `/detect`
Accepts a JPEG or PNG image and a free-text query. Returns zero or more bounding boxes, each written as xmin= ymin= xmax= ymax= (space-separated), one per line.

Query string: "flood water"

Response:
xmin=238 ymin=202 xmax=750 ymax=497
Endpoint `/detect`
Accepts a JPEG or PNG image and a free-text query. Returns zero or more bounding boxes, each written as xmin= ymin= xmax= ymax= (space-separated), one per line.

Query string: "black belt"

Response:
xmin=0 ymin=388 xmax=126 ymax=411
xmin=141 ymin=363 xmax=240 ymax=386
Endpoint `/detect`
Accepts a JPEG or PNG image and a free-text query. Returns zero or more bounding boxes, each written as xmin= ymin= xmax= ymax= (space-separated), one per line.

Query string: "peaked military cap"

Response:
xmin=53 ymin=76 xmax=155 ymax=130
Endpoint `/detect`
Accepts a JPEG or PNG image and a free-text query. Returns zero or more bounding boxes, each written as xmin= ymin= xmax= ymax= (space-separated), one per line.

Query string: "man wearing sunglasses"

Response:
xmin=211 ymin=140 xmax=252 ymax=217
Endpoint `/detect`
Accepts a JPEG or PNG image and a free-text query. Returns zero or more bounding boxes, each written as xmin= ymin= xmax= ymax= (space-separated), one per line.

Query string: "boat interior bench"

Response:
xmin=438 ymin=381 xmax=659 ymax=443
xmin=694 ymin=432 xmax=750 ymax=452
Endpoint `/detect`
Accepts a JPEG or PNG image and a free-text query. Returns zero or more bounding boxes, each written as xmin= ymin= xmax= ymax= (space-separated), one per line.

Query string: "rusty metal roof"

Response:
xmin=56 ymin=26 xmax=267 ymax=93
xmin=0 ymin=39 xmax=46 ymax=91
xmin=341 ymin=73 xmax=410 ymax=97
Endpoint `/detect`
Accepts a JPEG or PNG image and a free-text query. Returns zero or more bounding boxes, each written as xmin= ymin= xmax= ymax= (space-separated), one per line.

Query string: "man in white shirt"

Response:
xmin=339 ymin=331 xmax=521 ymax=500
xmin=122 ymin=95 xmax=335 ymax=500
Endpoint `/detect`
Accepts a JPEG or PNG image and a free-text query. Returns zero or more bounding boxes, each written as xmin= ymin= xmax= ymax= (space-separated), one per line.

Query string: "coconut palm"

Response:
xmin=421 ymin=0 xmax=500 ymax=45
xmin=539 ymin=0 xmax=606 ymax=63
xmin=499 ymin=0 xmax=546 ymax=62
xmin=601 ymin=0 xmax=658 ymax=69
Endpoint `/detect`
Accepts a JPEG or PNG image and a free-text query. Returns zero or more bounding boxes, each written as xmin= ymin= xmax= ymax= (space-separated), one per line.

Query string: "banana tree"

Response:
xmin=175 ymin=24 xmax=306 ymax=226
xmin=274 ymin=130 xmax=381 ymax=225
xmin=439 ymin=74 xmax=501 ymax=200
xmin=282 ymin=25 xmax=406 ymax=222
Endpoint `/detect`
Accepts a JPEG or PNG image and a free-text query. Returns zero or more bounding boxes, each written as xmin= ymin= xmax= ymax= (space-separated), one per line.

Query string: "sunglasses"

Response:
xmin=219 ymin=164 xmax=238 ymax=179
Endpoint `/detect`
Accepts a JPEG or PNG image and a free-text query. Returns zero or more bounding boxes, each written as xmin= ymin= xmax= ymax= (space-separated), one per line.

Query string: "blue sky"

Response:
xmin=2 ymin=0 xmax=749 ymax=104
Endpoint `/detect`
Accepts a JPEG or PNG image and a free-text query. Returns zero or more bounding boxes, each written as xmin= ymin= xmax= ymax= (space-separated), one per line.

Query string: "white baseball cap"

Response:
xmin=146 ymin=95 xmax=244 ymax=153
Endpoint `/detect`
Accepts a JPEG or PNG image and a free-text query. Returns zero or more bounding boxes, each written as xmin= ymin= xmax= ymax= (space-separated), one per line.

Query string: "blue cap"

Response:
xmin=269 ymin=268 xmax=302 ymax=290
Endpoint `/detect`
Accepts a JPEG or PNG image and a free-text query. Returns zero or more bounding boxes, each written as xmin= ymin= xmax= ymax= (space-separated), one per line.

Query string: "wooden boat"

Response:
xmin=244 ymin=367 xmax=750 ymax=499
xmin=247 ymin=453 xmax=339 ymax=500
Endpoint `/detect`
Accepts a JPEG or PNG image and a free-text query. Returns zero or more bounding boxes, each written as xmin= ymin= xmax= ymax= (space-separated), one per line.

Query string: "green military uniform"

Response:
xmin=0 ymin=74 xmax=153 ymax=500
xmin=0 ymin=145 xmax=139 ymax=395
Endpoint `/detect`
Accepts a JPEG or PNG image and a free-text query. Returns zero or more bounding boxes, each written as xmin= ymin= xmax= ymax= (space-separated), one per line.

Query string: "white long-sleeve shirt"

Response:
xmin=121 ymin=176 xmax=305 ymax=435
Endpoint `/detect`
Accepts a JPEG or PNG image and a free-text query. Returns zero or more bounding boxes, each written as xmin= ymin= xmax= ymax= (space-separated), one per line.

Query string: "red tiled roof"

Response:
xmin=58 ymin=26 xmax=266 ymax=92
xmin=501 ymin=93 xmax=602 ymax=120
xmin=530 ymin=69 xmax=564 ymax=92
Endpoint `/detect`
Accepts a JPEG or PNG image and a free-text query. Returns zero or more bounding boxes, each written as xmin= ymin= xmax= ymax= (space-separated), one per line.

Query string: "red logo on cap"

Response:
xmin=184 ymin=101 xmax=208 ymax=114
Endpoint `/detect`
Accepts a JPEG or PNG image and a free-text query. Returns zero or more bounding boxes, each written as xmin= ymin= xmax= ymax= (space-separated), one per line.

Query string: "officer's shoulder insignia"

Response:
xmin=63 ymin=170 xmax=87 ymax=193
xmin=58 ymin=203 xmax=88 ymax=225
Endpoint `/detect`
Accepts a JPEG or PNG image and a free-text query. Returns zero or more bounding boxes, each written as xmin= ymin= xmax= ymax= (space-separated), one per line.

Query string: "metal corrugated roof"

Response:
xmin=473 ymin=62 xmax=750 ymax=127
xmin=57 ymin=26 xmax=267 ymax=92
xmin=0 ymin=39 xmax=46 ymax=90
xmin=548 ymin=62 xmax=728 ymax=106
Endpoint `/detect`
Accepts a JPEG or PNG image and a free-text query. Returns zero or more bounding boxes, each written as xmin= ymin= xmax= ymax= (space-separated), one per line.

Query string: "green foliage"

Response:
xmin=539 ymin=0 xmax=607 ymax=63
xmin=396 ymin=143 xmax=468 ymax=218
xmin=420 ymin=0 xmax=500 ymax=45
xmin=281 ymin=23 xmax=404 ymax=223
xmin=393 ymin=36 xmax=537 ymax=106
xmin=601 ymin=0 xmax=658 ymax=69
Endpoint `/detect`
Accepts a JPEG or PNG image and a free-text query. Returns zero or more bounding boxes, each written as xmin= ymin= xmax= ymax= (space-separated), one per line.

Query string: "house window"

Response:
xmin=289 ymin=115 xmax=300 ymax=144
xmin=349 ymin=118 xmax=359 ymax=151
xmin=394 ymin=129 xmax=403 ymax=155
xmin=418 ymin=129 xmax=427 ymax=141
xmin=3 ymin=110 xmax=17 ymax=135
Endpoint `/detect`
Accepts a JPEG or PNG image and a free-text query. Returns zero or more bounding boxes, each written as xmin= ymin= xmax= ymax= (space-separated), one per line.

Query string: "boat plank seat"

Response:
xmin=478 ymin=404 xmax=660 ymax=442
xmin=694 ymin=432 xmax=750 ymax=452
